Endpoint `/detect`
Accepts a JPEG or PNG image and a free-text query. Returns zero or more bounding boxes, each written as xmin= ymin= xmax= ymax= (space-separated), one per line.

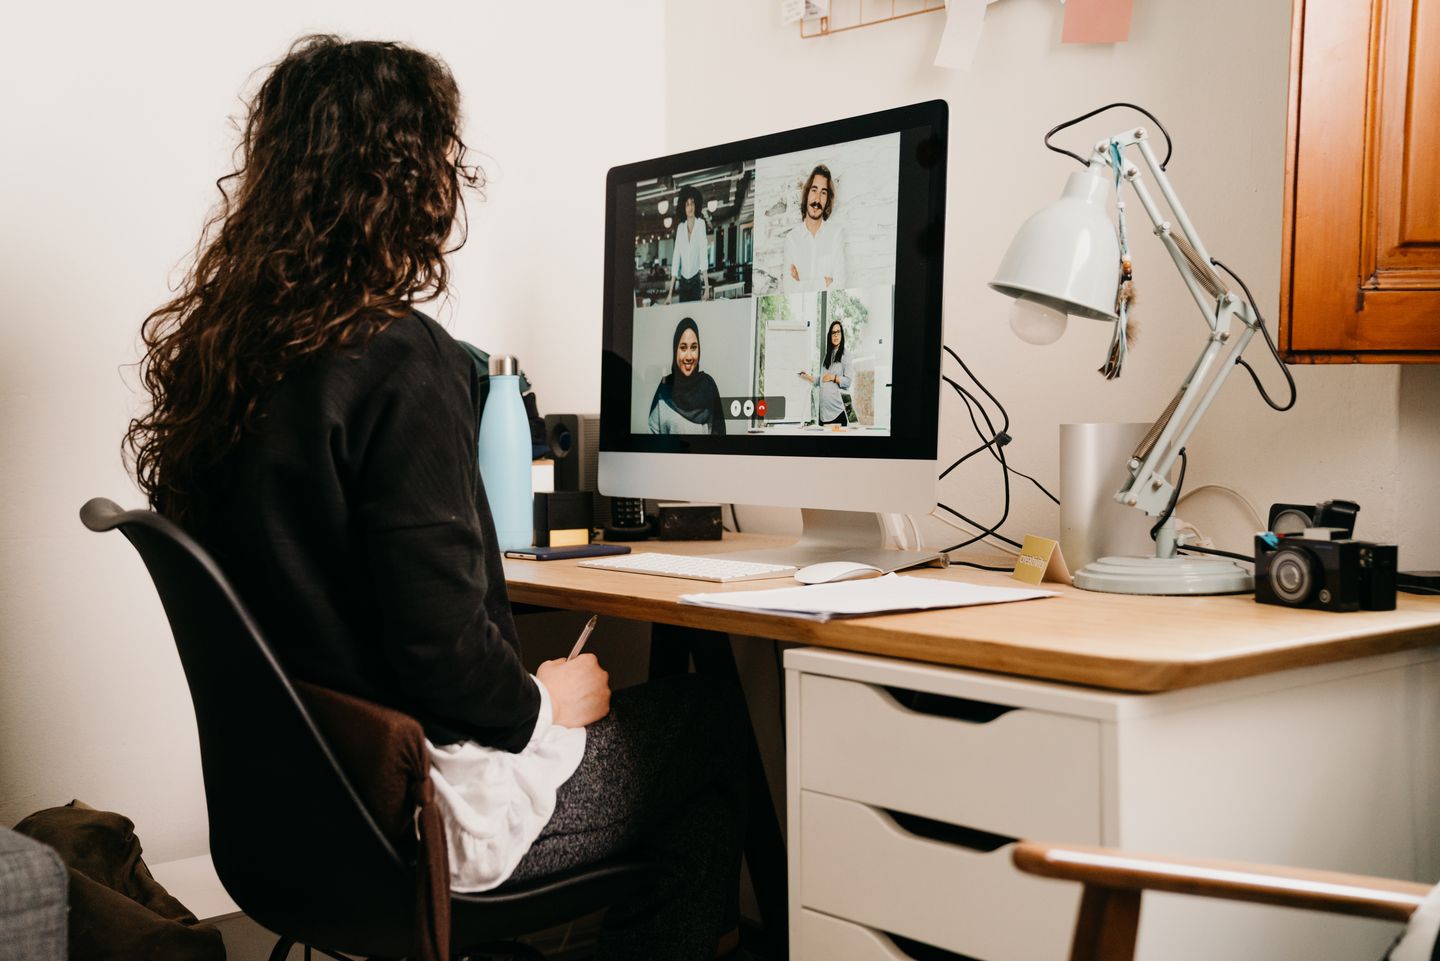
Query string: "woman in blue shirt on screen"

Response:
xmin=799 ymin=319 xmax=854 ymax=425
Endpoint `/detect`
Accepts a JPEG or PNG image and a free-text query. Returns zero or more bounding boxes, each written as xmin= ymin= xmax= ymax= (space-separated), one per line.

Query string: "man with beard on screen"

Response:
xmin=782 ymin=163 xmax=847 ymax=293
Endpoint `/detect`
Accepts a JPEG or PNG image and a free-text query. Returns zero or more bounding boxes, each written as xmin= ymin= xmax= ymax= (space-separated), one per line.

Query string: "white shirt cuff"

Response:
xmin=529 ymin=675 xmax=555 ymax=744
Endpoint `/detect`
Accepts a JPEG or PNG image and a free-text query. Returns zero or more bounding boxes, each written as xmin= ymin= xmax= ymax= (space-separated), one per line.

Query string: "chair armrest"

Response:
xmin=1013 ymin=841 xmax=1430 ymax=922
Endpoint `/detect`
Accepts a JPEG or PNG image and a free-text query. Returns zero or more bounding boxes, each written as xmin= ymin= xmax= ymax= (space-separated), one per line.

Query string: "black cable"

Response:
xmin=937 ymin=345 xmax=1064 ymax=551
xmin=939 ymin=376 xmax=1006 ymax=480
xmin=946 ymin=558 xmax=1014 ymax=572
xmin=1149 ymin=448 xmax=1188 ymax=541
xmin=1179 ymin=545 xmax=1254 ymax=564
xmin=1210 ymin=257 xmax=1297 ymax=412
xmin=729 ymin=503 xmax=742 ymax=534
xmin=940 ymin=441 xmax=1016 ymax=552
xmin=943 ymin=345 xmax=1010 ymax=434
xmin=1044 ymin=102 xmax=1175 ymax=170
xmin=937 ymin=502 xmax=1024 ymax=550
xmin=1006 ymin=465 xmax=1060 ymax=505
xmin=946 ymin=375 xmax=1003 ymax=465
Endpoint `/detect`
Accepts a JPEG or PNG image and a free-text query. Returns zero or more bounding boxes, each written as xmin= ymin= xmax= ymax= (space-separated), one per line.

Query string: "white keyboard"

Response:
xmin=578 ymin=552 xmax=797 ymax=583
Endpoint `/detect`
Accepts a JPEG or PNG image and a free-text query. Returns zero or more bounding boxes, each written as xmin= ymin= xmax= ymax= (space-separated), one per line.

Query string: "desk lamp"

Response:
xmin=990 ymin=107 xmax=1266 ymax=595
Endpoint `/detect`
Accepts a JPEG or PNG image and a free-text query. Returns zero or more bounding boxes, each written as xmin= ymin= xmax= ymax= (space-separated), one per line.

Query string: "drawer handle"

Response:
xmin=883 ymin=686 xmax=1017 ymax=724
xmin=887 ymin=931 xmax=986 ymax=961
xmin=885 ymin=809 xmax=1015 ymax=853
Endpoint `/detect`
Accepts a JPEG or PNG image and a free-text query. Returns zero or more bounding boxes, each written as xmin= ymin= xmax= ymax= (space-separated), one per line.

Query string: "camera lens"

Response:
xmin=1270 ymin=546 xmax=1316 ymax=603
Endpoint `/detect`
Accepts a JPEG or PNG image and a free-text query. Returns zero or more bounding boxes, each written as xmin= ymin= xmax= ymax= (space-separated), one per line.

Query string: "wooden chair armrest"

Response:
xmin=1013 ymin=841 xmax=1431 ymax=922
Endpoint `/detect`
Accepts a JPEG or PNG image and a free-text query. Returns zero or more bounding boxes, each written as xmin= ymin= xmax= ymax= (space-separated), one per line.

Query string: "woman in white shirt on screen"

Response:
xmin=665 ymin=185 xmax=710 ymax=304
xmin=799 ymin=320 xmax=853 ymax=426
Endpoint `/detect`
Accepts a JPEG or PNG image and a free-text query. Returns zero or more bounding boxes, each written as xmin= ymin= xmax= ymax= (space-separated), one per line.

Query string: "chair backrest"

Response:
xmin=80 ymin=498 xmax=419 ymax=955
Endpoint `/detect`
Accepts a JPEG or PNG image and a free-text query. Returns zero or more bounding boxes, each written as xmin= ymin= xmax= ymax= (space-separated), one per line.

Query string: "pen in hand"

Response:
xmin=568 ymin=614 xmax=599 ymax=661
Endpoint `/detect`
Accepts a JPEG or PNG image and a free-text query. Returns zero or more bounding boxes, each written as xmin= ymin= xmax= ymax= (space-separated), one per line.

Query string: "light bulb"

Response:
xmin=1008 ymin=298 xmax=1068 ymax=345
xmin=657 ymin=199 xmax=669 ymax=215
xmin=663 ymin=216 xmax=673 ymax=229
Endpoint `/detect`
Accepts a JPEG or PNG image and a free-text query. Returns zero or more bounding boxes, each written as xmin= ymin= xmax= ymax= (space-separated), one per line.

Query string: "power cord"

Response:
xmin=1148 ymin=448 xmax=1256 ymax=565
xmin=1149 ymin=448 xmax=1188 ymax=541
xmin=947 ymin=559 xmax=1015 ymax=572
xmin=1044 ymin=102 xmax=1175 ymax=170
xmin=1210 ymin=257 xmax=1297 ymax=412
xmin=936 ymin=346 xmax=1059 ymax=553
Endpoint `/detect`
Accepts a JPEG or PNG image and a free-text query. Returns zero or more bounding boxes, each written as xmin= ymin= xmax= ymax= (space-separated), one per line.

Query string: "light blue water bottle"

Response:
xmin=477 ymin=355 xmax=533 ymax=551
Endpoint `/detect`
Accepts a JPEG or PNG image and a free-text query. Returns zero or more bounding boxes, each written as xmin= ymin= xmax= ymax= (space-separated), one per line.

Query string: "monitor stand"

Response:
xmin=721 ymin=509 xmax=947 ymax=574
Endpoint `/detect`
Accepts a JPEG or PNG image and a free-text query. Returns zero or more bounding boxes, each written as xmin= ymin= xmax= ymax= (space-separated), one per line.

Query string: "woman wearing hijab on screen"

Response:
xmin=648 ymin=317 xmax=727 ymax=435
xmin=664 ymin=185 xmax=709 ymax=304
xmin=799 ymin=319 xmax=853 ymax=426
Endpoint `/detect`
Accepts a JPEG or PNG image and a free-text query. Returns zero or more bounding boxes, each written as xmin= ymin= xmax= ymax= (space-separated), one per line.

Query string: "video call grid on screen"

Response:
xmin=601 ymin=101 xmax=946 ymax=461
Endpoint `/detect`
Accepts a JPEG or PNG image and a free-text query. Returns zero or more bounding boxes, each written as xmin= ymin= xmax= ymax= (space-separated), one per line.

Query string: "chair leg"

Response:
xmin=1069 ymin=885 xmax=1141 ymax=961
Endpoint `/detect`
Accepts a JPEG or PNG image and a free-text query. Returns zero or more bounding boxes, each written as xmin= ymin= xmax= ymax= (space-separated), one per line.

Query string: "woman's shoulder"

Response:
xmin=296 ymin=309 xmax=469 ymax=402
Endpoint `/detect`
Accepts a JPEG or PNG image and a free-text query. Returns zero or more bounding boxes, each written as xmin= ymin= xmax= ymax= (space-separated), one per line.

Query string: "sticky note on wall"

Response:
xmin=1061 ymin=0 xmax=1134 ymax=43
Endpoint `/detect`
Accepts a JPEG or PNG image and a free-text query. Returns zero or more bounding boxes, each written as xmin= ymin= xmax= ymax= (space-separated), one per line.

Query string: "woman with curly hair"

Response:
xmin=126 ymin=35 xmax=744 ymax=961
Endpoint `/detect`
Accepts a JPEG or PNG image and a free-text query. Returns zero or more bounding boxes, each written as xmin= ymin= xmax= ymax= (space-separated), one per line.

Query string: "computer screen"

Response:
xmin=599 ymin=101 xmax=947 ymax=516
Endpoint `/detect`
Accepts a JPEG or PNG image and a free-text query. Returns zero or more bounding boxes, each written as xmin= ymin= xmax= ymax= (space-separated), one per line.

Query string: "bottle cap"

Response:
xmin=488 ymin=355 xmax=519 ymax=376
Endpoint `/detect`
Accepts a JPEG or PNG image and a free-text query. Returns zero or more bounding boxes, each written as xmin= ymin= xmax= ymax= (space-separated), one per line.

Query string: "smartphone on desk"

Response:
xmin=504 ymin=544 xmax=632 ymax=561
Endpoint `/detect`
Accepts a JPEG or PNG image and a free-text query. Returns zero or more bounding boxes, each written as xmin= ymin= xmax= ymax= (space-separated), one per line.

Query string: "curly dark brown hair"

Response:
xmin=125 ymin=35 xmax=482 ymax=522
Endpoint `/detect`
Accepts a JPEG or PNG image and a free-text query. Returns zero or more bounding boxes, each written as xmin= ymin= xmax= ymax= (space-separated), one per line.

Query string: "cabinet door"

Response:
xmin=1283 ymin=0 xmax=1440 ymax=361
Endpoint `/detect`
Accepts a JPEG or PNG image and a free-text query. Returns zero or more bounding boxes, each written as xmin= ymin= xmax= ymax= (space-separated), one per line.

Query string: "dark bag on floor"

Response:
xmin=13 ymin=800 xmax=225 ymax=961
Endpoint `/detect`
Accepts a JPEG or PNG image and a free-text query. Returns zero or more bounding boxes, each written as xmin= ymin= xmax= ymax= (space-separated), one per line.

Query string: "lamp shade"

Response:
xmin=989 ymin=165 xmax=1120 ymax=322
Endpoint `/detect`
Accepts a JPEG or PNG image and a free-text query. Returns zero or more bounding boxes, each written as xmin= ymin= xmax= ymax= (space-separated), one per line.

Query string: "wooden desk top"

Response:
xmin=504 ymin=534 xmax=1440 ymax=694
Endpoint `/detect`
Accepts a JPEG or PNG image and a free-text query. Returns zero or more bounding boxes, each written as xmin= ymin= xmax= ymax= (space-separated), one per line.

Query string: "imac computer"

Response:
xmin=598 ymin=101 xmax=948 ymax=571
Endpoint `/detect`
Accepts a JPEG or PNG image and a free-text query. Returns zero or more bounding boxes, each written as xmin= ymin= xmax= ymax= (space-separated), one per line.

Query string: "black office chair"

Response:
xmin=80 ymin=497 xmax=658 ymax=961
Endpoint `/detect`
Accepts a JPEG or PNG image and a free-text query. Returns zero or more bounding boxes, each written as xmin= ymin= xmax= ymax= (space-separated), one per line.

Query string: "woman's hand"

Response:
xmin=537 ymin=653 xmax=611 ymax=728
xmin=798 ymin=371 xmax=813 ymax=383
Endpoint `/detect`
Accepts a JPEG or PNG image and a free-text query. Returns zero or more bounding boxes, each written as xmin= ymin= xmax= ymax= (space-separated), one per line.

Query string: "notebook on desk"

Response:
xmin=679 ymin=572 xmax=1058 ymax=622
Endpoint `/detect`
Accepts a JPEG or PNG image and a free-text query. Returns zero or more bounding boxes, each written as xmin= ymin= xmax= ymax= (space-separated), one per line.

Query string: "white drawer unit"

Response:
xmin=800 ymin=792 xmax=1077 ymax=961
xmin=799 ymin=672 xmax=1101 ymax=843
xmin=785 ymin=646 xmax=1440 ymax=961
xmin=797 ymin=909 xmax=959 ymax=961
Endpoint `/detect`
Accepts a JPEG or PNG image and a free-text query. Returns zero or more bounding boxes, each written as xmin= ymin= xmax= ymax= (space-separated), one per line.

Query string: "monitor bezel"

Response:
xmin=600 ymin=99 xmax=947 ymax=461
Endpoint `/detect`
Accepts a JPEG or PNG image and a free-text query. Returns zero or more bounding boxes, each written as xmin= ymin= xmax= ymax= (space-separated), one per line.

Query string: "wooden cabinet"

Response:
xmin=1283 ymin=0 xmax=1440 ymax=362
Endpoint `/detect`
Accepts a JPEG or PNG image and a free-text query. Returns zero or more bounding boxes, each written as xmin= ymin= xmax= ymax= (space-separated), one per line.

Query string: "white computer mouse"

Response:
xmin=794 ymin=561 xmax=885 ymax=585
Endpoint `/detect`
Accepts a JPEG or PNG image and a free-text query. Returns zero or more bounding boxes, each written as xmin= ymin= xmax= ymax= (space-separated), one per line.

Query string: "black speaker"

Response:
xmin=544 ymin=413 xmax=605 ymax=527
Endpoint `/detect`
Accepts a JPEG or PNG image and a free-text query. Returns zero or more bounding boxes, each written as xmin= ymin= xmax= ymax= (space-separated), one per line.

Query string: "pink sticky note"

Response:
xmin=1061 ymin=0 xmax=1134 ymax=43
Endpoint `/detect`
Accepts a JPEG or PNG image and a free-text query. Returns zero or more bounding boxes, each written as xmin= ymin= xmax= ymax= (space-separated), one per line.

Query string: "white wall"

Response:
xmin=664 ymin=0 xmax=1433 ymax=561
xmin=0 ymin=0 xmax=664 ymax=860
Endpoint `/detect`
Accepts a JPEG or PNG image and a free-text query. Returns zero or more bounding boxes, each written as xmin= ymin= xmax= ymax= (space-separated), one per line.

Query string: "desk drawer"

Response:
xmin=797 ymin=909 xmax=950 ymax=961
xmin=798 ymin=673 xmax=1101 ymax=842
xmin=800 ymin=792 xmax=1078 ymax=961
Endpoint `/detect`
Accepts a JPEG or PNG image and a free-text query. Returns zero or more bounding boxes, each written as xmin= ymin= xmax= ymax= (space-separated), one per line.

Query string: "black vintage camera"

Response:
xmin=1267 ymin=499 xmax=1360 ymax=537
xmin=1254 ymin=532 xmax=1397 ymax=612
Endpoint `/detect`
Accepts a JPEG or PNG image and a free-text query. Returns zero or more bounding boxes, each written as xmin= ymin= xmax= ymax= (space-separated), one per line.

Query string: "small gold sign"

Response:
xmin=1012 ymin=535 xmax=1073 ymax=586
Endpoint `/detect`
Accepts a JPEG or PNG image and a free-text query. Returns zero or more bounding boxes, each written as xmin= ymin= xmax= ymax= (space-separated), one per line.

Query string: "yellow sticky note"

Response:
xmin=1012 ymin=535 xmax=1073 ymax=586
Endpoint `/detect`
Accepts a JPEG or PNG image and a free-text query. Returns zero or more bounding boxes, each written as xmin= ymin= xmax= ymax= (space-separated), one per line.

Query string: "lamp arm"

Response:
xmin=1099 ymin=130 xmax=1263 ymax=518
xmin=1119 ymin=299 xmax=1260 ymax=517
xmin=1109 ymin=135 xmax=1230 ymax=331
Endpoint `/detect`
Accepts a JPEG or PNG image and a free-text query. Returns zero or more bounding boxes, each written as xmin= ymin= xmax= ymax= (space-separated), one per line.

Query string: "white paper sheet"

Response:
xmin=781 ymin=0 xmax=831 ymax=25
xmin=680 ymin=572 xmax=1058 ymax=622
xmin=934 ymin=0 xmax=991 ymax=71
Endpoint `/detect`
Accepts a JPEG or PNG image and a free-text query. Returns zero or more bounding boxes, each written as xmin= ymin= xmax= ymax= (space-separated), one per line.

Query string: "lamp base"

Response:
xmin=1073 ymin=554 xmax=1253 ymax=595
